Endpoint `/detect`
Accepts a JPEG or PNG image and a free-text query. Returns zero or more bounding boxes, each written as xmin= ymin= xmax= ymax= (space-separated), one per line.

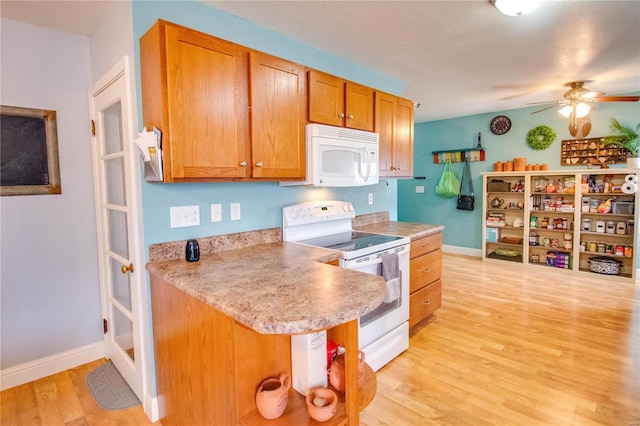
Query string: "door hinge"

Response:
xmin=91 ymin=120 xmax=96 ymax=136
xmin=103 ymin=318 xmax=108 ymax=334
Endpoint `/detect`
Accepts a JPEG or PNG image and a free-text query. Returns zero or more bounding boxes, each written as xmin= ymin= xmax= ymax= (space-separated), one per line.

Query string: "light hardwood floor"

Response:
xmin=2 ymin=253 xmax=638 ymax=425
xmin=361 ymin=254 xmax=640 ymax=425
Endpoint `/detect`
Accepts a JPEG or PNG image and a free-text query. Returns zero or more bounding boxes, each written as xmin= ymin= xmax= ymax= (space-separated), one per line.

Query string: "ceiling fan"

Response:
xmin=530 ymin=80 xmax=640 ymax=138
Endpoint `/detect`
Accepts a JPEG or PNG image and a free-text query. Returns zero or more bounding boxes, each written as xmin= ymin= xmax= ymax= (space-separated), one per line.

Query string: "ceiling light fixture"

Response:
xmin=491 ymin=0 xmax=541 ymax=16
xmin=559 ymin=102 xmax=593 ymax=119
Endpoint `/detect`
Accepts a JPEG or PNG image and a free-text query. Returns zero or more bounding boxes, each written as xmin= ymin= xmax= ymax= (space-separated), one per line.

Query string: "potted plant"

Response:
xmin=602 ymin=118 xmax=640 ymax=168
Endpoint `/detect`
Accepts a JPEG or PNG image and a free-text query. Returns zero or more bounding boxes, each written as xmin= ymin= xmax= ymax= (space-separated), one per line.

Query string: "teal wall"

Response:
xmin=399 ymin=100 xmax=640 ymax=251
xmin=131 ymin=0 xmax=406 ymax=246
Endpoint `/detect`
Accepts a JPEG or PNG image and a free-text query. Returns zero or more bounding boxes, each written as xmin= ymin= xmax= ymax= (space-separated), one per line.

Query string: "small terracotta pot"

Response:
xmin=306 ymin=387 xmax=337 ymax=422
xmin=255 ymin=374 xmax=290 ymax=419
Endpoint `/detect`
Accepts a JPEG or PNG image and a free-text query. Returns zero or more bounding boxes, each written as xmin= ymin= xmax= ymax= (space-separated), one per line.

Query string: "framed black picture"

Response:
xmin=1 ymin=105 xmax=62 ymax=196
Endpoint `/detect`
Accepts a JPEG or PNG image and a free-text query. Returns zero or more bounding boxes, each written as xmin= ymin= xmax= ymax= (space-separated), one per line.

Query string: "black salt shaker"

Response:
xmin=185 ymin=239 xmax=200 ymax=262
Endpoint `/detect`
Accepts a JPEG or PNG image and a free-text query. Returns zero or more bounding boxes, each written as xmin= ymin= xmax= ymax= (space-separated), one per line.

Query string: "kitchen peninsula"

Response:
xmin=146 ymin=229 xmax=385 ymax=425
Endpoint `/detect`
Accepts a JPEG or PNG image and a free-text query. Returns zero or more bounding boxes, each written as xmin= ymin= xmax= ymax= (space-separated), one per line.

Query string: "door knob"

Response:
xmin=121 ymin=263 xmax=134 ymax=274
xmin=338 ymin=113 xmax=345 ymax=118
xmin=348 ymin=114 xmax=354 ymax=119
xmin=239 ymin=161 xmax=247 ymax=167
xmin=256 ymin=161 xmax=263 ymax=167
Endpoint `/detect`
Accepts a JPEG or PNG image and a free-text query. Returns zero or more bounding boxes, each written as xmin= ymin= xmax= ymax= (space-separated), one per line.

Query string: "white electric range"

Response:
xmin=283 ymin=200 xmax=410 ymax=372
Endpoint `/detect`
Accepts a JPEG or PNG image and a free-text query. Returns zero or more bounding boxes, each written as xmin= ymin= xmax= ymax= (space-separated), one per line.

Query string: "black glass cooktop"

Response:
xmin=297 ymin=231 xmax=404 ymax=252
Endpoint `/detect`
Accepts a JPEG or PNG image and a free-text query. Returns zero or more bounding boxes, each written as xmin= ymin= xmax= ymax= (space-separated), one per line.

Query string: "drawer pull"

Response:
xmin=422 ymin=299 xmax=431 ymax=306
xmin=422 ymin=243 xmax=431 ymax=247
xmin=420 ymin=268 xmax=430 ymax=273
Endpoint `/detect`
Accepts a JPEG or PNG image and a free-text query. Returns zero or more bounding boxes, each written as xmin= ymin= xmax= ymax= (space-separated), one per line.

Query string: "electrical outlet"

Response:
xmin=415 ymin=186 xmax=425 ymax=193
xmin=170 ymin=205 xmax=200 ymax=228
xmin=368 ymin=193 xmax=374 ymax=205
xmin=230 ymin=203 xmax=241 ymax=221
xmin=211 ymin=204 xmax=222 ymax=222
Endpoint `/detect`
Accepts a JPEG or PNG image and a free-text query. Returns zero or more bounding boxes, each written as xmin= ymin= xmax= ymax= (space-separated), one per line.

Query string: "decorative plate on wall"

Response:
xmin=490 ymin=115 xmax=511 ymax=135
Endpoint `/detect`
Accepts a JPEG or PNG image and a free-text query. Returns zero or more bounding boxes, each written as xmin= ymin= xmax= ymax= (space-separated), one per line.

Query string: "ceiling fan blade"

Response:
xmin=526 ymin=100 xmax=558 ymax=105
xmin=592 ymin=95 xmax=640 ymax=102
xmin=530 ymin=104 xmax=559 ymax=114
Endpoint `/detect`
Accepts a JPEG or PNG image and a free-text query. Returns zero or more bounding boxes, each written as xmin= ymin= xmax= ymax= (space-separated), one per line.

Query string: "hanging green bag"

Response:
xmin=435 ymin=159 xmax=460 ymax=198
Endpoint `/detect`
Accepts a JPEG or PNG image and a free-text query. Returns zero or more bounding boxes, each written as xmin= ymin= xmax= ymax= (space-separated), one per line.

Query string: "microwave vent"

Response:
xmin=307 ymin=124 xmax=379 ymax=144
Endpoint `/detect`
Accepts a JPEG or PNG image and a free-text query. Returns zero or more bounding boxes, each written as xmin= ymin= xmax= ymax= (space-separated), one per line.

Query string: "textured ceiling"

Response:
xmin=2 ymin=0 xmax=639 ymax=123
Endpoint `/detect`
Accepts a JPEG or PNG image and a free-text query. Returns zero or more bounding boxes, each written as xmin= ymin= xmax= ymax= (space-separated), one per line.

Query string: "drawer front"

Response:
xmin=409 ymin=279 xmax=442 ymax=328
xmin=410 ymin=233 xmax=442 ymax=259
xmin=410 ymin=249 xmax=442 ymax=293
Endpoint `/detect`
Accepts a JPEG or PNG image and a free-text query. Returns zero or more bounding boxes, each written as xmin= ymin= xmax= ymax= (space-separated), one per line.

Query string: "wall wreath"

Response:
xmin=527 ymin=125 xmax=556 ymax=150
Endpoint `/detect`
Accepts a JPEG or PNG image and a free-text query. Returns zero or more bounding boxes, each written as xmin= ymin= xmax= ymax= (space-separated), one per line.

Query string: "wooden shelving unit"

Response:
xmin=482 ymin=169 xmax=638 ymax=280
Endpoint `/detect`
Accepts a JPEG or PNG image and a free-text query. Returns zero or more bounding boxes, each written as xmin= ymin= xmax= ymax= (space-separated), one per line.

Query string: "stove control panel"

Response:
xmin=283 ymin=200 xmax=355 ymax=227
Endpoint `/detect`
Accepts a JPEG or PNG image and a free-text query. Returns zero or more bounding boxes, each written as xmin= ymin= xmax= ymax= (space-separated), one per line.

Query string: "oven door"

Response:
xmin=342 ymin=244 xmax=410 ymax=349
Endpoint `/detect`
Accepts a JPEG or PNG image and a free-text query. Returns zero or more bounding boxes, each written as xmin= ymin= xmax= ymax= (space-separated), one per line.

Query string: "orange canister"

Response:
xmin=503 ymin=161 xmax=513 ymax=171
xmin=513 ymin=158 xmax=526 ymax=171
xmin=493 ymin=161 xmax=503 ymax=172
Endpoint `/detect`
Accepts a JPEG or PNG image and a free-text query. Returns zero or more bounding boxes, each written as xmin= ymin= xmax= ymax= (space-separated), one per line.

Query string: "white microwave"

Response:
xmin=281 ymin=124 xmax=379 ymax=187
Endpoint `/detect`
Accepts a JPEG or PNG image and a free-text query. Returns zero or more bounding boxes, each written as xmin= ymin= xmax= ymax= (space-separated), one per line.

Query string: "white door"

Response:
xmin=88 ymin=56 xmax=144 ymax=399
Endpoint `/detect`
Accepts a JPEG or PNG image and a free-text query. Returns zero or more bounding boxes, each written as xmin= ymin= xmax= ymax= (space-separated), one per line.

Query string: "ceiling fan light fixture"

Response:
xmin=492 ymin=0 xmax=541 ymax=16
xmin=558 ymin=105 xmax=573 ymax=118
xmin=575 ymin=102 xmax=593 ymax=118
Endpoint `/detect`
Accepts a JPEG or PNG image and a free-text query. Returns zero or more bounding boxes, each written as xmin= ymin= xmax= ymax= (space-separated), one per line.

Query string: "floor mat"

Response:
xmin=85 ymin=361 xmax=140 ymax=411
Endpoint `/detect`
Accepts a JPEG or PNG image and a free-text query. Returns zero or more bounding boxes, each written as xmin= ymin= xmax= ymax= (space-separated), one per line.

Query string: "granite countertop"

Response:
xmin=146 ymin=241 xmax=386 ymax=335
xmin=354 ymin=217 xmax=445 ymax=241
xmin=146 ymin=216 xmax=444 ymax=336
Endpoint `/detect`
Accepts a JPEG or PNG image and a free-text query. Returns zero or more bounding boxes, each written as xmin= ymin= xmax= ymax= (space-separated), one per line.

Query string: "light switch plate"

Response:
xmin=211 ymin=204 xmax=222 ymax=222
xmin=170 ymin=205 xmax=200 ymax=228
xmin=415 ymin=186 xmax=425 ymax=193
xmin=368 ymin=193 xmax=374 ymax=205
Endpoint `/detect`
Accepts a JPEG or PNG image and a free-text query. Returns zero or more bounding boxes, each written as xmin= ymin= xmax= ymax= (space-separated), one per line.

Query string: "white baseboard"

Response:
xmin=0 ymin=341 xmax=105 ymax=391
xmin=144 ymin=392 xmax=161 ymax=422
xmin=442 ymin=244 xmax=481 ymax=258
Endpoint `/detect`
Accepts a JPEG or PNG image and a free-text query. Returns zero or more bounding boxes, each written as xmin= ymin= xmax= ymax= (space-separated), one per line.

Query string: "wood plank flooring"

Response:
xmin=0 ymin=359 xmax=156 ymax=426
xmin=361 ymin=254 xmax=640 ymax=425
xmin=1 ymin=253 xmax=638 ymax=425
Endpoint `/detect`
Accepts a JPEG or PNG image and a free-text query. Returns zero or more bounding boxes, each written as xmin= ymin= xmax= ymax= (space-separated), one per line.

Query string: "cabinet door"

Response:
xmin=393 ymin=97 xmax=414 ymax=176
xmin=307 ymin=70 xmax=344 ymax=127
xmin=375 ymin=93 xmax=414 ymax=177
xmin=249 ymin=52 xmax=306 ymax=179
xmin=163 ymin=23 xmax=249 ymax=180
xmin=375 ymin=92 xmax=396 ymax=176
xmin=345 ymin=81 xmax=374 ymax=131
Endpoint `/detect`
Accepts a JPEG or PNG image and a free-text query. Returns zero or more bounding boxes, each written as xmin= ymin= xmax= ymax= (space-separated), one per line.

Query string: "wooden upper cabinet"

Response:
xmin=307 ymin=70 xmax=374 ymax=131
xmin=375 ymin=92 xmax=414 ymax=177
xmin=140 ymin=20 xmax=250 ymax=182
xmin=249 ymin=52 xmax=306 ymax=179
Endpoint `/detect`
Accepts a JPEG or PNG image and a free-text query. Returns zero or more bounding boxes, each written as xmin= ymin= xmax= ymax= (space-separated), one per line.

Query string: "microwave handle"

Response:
xmin=361 ymin=145 xmax=372 ymax=182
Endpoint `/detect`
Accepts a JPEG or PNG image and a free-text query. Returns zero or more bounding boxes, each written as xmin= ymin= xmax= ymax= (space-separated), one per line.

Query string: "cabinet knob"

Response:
xmin=239 ymin=161 xmax=247 ymax=167
xmin=338 ymin=113 xmax=345 ymax=118
xmin=348 ymin=114 xmax=354 ymax=119
xmin=422 ymin=299 xmax=431 ymax=306
xmin=121 ymin=263 xmax=134 ymax=274
xmin=256 ymin=161 xmax=263 ymax=168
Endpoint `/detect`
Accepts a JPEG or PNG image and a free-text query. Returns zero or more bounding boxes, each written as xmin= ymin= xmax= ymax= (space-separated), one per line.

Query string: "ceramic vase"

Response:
xmin=627 ymin=157 xmax=640 ymax=169
xmin=255 ymin=374 xmax=290 ymax=419
xmin=328 ymin=350 xmax=365 ymax=392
